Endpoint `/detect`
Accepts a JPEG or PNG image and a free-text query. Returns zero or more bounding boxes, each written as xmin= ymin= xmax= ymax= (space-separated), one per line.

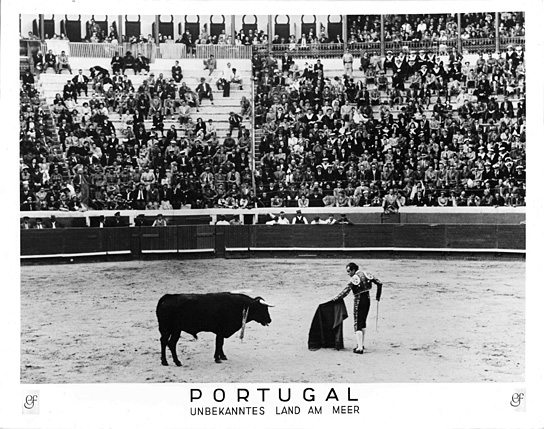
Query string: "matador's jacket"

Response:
xmin=333 ymin=270 xmax=383 ymax=330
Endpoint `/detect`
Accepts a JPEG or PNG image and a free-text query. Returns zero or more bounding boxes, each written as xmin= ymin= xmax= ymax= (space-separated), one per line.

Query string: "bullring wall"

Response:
xmin=20 ymin=223 xmax=525 ymax=259
xmin=19 ymin=207 xmax=526 ymax=228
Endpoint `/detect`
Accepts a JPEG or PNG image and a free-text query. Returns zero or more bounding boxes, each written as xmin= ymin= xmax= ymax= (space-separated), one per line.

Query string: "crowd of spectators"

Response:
xmin=20 ymin=13 xmax=527 ymax=212
xmin=251 ymin=45 xmax=526 ymax=210
xmin=498 ymin=12 xmax=525 ymax=38
xmin=20 ymin=51 xmax=255 ymax=212
xmin=382 ymin=14 xmax=458 ymax=43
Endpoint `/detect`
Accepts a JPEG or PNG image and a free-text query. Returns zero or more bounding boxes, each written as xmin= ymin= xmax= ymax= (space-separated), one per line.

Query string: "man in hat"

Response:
xmin=122 ymin=51 xmax=136 ymax=74
xmin=63 ymin=79 xmax=78 ymax=102
xmin=358 ymin=189 xmax=373 ymax=207
xmin=97 ymin=215 xmax=106 ymax=228
xmin=20 ymin=216 xmax=31 ymax=229
xmin=291 ymin=210 xmax=308 ymax=224
xmin=34 ymin=218 xmax=45 ymax=229
xmin=383 ymin=50 xmax=395 ymax=73
xmin=49 ymin=215 xmax=60 ymax=229
xmin=108 ymin=211 xmax=125 ymax=227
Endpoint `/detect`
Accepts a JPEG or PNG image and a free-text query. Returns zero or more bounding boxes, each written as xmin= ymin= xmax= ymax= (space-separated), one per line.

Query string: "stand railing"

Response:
xmin=156 ymin=43 xmax=253 ymax=59
xmin=21 ymin=36 xmax=524 ymax=64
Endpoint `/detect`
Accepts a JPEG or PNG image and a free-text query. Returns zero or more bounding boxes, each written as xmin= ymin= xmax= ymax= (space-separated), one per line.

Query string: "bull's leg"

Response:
xmin=214 ymin=335 xmax=227 ymax=363
xmin=168 ymin=330 xmax=182 ymax=366
xmin=160 ymin=332 xmax=170 ymax=366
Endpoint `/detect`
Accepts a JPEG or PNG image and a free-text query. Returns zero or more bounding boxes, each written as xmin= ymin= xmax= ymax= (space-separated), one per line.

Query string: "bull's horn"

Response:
xmin=259 ymin=299 xmax=275 ymax=307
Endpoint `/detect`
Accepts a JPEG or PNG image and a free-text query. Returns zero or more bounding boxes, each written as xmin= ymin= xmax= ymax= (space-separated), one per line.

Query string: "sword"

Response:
xmin=376 ymin=301 xmax=379 ymax=332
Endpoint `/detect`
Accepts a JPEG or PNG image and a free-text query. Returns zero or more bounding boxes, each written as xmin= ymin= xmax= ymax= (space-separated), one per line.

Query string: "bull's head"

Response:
xmin=251 ymin=296 xmax=273 ymax=326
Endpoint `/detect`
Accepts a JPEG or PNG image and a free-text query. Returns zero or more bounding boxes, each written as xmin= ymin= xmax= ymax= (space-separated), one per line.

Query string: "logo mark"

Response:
xmin=22 ymin=391 xmax=40 ymax=414
xmin=510 ymin=390 xmax=526 ymax=411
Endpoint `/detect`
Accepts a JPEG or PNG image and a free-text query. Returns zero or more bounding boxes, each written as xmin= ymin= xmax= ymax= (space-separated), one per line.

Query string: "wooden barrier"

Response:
xmin=20 ymin=223 xmax=525 ymax=259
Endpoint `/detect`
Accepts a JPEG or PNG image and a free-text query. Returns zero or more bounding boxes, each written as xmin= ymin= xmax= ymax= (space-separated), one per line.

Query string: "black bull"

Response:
xmin=156 ymin=293 xmax=273 ymax=366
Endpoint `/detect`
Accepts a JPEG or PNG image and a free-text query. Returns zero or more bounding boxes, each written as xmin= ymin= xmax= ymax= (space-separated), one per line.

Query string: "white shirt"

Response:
xmin=276 ymin=216 xmax=290 ymax=225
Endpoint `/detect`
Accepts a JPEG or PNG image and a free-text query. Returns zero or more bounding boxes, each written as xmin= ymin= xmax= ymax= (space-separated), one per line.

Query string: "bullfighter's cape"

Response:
xmin=308 ymin=299 xmax=348 ymax=350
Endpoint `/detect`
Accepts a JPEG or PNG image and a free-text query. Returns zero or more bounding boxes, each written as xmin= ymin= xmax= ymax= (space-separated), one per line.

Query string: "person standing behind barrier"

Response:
xmin=291 ymin=210 xmax=308 ymax=224
xmin=336 ymin=213 xmax=354 ymax=225
xmin=323 ymin=214 xmax=337 ymax=224
xmin=152 ymin=214 xmax=168 ymax=227
xmin=20 ymin=216 xmax=31 ymax=229
xmin=331 ymin=262 xmax=383 ymax=354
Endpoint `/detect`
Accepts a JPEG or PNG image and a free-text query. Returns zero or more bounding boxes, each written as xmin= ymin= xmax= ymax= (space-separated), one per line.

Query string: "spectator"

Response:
xmin=57 ymin=51 xmax=72 ymax=74
xmin=291 ymin=209 xmax=308 ymax=224
xmin=324 ymin=214 xmax=337 ymax=224
xmin=34 ymin=218 xmax=45 ymax=229
xmin=134 ymin=53 xmax=150 ymax=75
xmin=20 ymin=216 xmax=31 ymax=229
xmin=72 ymin=69 xmax=90 ymax=97
xmin=152 ymin=213 xmax=168 ymax=226
xmin=342 ymin=49 xmax=354 ymax=78
xmin=196 ymin=77 xmax=214 ymax=106
xmin=172 ymin=60 xmax=183 ymax=83
xmin=111 ymin=51 xmax=124 ymax=74
xmin=33 ymin=50 xmax=44 ymax=73
xmin=123 ymin=51 xmax=136 ymax=74
xmin=203 ymin=54 xmax=217 ymax=75
xmin=43 ymin=50 xmax=57 ymax=74
xmin=216 ymin=215 xmax=230 ymax=225
xmin=266 ymin=211 xmax=290 ymax=225
xmin=228 ymin=111 xmax=243 ymax=134
xmin=230 ymin=67 xmax=243 ymax=90
xmin=336 ymin=213 xmax=354 ymax=225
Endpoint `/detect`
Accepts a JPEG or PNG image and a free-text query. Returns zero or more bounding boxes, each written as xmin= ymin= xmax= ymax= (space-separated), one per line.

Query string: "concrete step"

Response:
xmin=38 ymin=71 xmax=252 ymax=84
xmin=110 ymin=115 xmax=251 ymax=132
xmin=56 ymin=97 xmax=247 ymax=109
xmin=42 ymin=90 xmax=251 ymax=107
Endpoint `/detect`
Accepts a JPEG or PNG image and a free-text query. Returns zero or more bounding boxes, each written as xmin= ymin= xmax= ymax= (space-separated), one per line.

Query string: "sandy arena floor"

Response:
xmin=20 ymin=258 xmax=524 ymax=383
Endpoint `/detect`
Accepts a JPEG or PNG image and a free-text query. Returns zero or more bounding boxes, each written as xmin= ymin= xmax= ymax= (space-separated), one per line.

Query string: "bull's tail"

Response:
xmin=156 ymin=294 xmax=173 ymax=334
